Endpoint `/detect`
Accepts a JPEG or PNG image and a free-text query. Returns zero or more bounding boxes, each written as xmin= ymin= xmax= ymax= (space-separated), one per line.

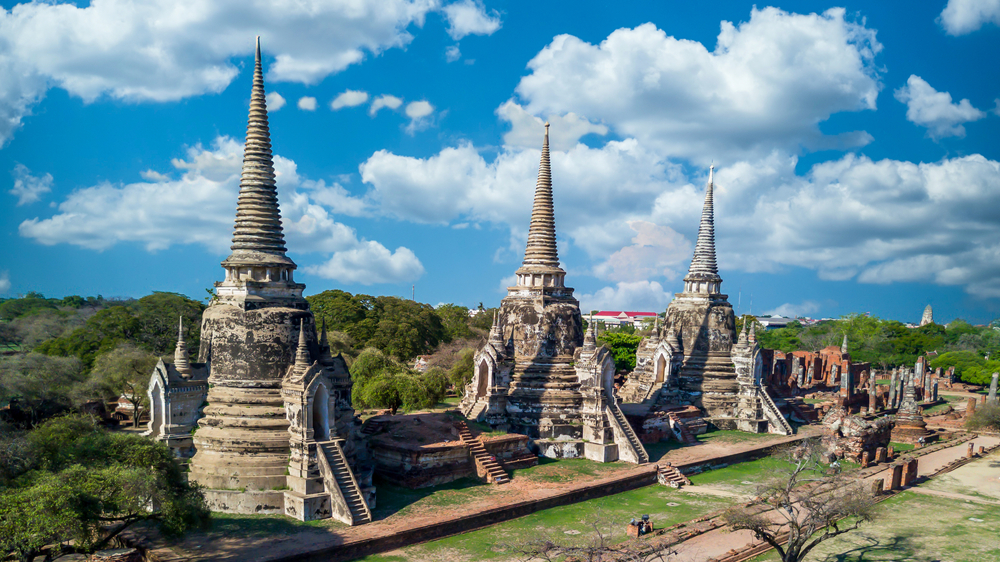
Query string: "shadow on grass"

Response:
xmin=207 ymin=512 xmax=337 ymax=537
xmin=371 ymin=476 xmax=485 ymax=521
xmin=645 ymin=440 xmax=688 ymax=462
xmin=815 ymin=529 xmax=938 ymax=562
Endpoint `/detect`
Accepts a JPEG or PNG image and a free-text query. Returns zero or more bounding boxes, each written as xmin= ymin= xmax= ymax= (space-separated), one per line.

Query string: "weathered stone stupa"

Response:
xmin=662 ymin=167 xmax=738 ymax=421
xmin=184 ymin=39 xmax=370 ymax=522
xmin=891 ymin=369 xmax=936 ymax=444
xmin=460 ymin=124 xmax=647 ymax=464
xmin=920 ymin=304 xmax=934 ymax=326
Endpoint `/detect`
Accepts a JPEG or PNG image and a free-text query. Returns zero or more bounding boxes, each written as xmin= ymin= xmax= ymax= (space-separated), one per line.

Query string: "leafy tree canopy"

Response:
xmin=597 ymin=331 xmax=643 ymax=372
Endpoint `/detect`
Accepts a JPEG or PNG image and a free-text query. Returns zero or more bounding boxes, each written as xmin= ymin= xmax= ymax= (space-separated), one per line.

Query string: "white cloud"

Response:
xmin=267 ymin=91 xmax=287 ymax=111
xmin=297 ymin=96 xmax=317 ymax=111
xmin=939 ymin=0 xmax=1000 ymax=35
xmin=9 ymin=164 xmax=53 ymax=206
xmin=404 ymin=100 xmax=435 ymax=133
xmin=894 ymin=75 xmax=986 ymax=139
xmin=369 ymin=94 xmax=404 ymax=116
xmin=305 ymin=242 xmax=424 ymax=284
xmin=514 ymin=8 xmax=881 ymax=163
xmin=18 ymin=135 xmax=423 ymax=285
xmin=764 ymin=300 xmax=821 ymax=318
xmin=330 ymin=89 xmax=369 ymax=110
xmin=0 ymin=0 xmax=441 ymax=145
xmin=593 ymin=220 xmax=691 ymax=282
xmin=578 ymin=281 xmax=674 ymax=313
xmin=0 ymin=271 xmax=10 ymax=294
xmin=445 ymin=45 xmax=462 ymax=63
xmin=497 ymin=101 xmax=608 ymax=151
xmin=441 ymin=0 xmax=501 ymax=40
xmin=140 ymin=169 xmax=171 ymax=182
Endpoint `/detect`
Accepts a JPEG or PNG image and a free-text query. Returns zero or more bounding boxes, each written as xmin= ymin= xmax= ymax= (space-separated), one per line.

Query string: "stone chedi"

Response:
xmin=163 ymin=39 xmax=371 ymax=523
xmin=920 ymin=304 xmax=934 ymax=327
xmin=661 ymin=166 xmax=739 ymax=421
xmin=460 ymin=124 xmax=647 ymax=464
xmin=890 ymin=369 xmax=936 ymax=445
xmin=730 ymin=318 xmax=793 ymax=435
xmin=145 ymin=318 xmax=209 ymax=458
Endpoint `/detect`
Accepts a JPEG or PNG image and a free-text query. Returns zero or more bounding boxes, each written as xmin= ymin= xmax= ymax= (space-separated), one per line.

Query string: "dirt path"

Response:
xmin=908 ymin=487 xmax=1000 ymax=505
xmin=667 ymin=435 xmax=1000 ymax=561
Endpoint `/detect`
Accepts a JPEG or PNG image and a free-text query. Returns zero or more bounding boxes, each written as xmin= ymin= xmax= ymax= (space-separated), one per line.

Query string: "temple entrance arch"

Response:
xmin=476 ymin=360 xmax=489 ymax=399
xmin=312 ymin=384 xmax=330 ymax=442
xmin=655 ymin=355 xmax=667 ymax=384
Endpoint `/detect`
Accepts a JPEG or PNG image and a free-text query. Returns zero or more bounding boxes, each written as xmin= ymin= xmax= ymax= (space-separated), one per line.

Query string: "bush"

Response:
xmin=449 ymin=348 xmax=475 ymax=395
xmin=965 ymin=402 xmax=1000 ymax=432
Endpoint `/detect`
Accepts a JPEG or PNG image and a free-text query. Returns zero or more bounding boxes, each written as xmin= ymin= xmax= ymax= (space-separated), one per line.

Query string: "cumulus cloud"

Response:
xmin=297 ymin=96 xmax=317 ymax=111
xmin=894 ymin=75 xmax=986 ymax=139
xmin=18 ymin=135 xmax=423 ymax=285
xmin=305 ymin=242 xmax=424 ymax=284
xmin=0 ymin=0 xmax=442 ymax=145
xmin=593 ymin=220 xmax=692 ymax=282
xmin=577 ymin=281 xmax=674 ymax=313
xmin=764 ymin=300 xmax=821 ymax=318
xmin=330 ymin=89 xmax=369 ymax=110
xmin=267 ymin=92 xmax=287 ymax=111
xmin=369 ymin=94 xmax=404 ymax=116
xmin=445 ymin=45 xmax=462 ymax=63
xmin=9 ymin=164 xmax=53 ymax=206
xmin=513 ymin=8 xmax=881 ymax=163
xmin=441 ymin=0 xmax=502 ymax=40
xmin=404 ymin=100 xmax=435 ymax=133
xmin=497 ymin=101 xmax=608 ymax=151
xmin=0 ymin=271 xmax=10 ymax=294
xmin=939 ymin=0 xmax=1000 ymax=35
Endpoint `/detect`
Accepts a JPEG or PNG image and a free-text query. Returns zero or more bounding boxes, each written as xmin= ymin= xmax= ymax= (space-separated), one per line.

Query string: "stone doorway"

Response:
xmin=312 ymin=384 xmax=330 ymax=441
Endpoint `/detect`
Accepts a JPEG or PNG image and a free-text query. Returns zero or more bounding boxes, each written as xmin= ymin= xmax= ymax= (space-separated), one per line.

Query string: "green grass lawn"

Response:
xmin=696 ymin=428 xmax=784 ymax=444
xmin=803 ymin=398 xmax=829 ymax=404
xmin=355 ymin=484 xmax=734 ymax=562
xmin=890 ymin=442 xmax=915 ymax=452
xmin=746 ymin=490 xmax=1000 ymax=562
xmin=921 ymin=402 xmax=953 ymax=416
xmin=941 ymin=394 xmax=967 ymax=403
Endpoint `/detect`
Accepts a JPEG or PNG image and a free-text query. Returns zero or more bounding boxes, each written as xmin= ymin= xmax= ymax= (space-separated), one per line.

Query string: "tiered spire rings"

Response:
xmin=683 ymin=165 xmax=722 ymax=294
xmin=515 ymin=122 xmax=565 ymax=289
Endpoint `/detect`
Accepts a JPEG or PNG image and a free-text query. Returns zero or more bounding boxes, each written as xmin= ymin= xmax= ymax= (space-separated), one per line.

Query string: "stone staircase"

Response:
xmin=667 ymin=412 xmax=698 ymax=444
xmin=606 ymin=403 xmax=649 ymax=464
xmin=455 ymin=422 xmax=509 ymax=484
xmin=760 ymin=387 xmax=794 ymax=435
xmin=317 ymin=440 xmax=372 ymax=525
xmin=657 ymin=463 xmax=691 ymax=488
xmin=462 ymin=399 xmax=487 ymax=421
xmin=361 ymin=420 xmax=384 ymax=435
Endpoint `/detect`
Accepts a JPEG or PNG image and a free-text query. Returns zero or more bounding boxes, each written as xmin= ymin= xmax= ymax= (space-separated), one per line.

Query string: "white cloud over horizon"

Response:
xmin=894 ymin=75 xmax=986 ymax=139
xmin=331 ymin=90 xmax=369 ymax=110
xmin=18 ymin=135 xmax=424 ymax=285
xmin=370 ymin=94 xmax=404 ymax=116
xmin=939 ymin=0 xmax=1000 ymax=35
xmin=267 ymin=91 xmax=287 ymax=111
xmin=577 ymin=281 xmax=674 ymax=313
xmin=297 ymin=96 xmax=318 ymax=111
xmin=0 ymin=0 xmax=502 ymax=146
xmin=764 ymin=300 xmax=822 ymax=318
xmin=0 ymin=271 xmax=10 ymax=295
xmin=512 ymin=7 xmax=882 ymax=163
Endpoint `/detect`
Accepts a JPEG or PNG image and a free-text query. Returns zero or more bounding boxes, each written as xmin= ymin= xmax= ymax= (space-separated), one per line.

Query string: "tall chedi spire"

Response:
xmin=174 ymin=316 xmax=191 ymax=378
xmin=513 ymin=122 xmax=566 ymax=290
xmin=222 ymin=36 xmax=297 ymax=280
xmin=683 ymin=165 xmax=722 ymax=295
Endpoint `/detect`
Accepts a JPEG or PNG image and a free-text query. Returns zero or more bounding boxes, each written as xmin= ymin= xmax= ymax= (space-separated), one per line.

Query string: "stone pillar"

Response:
xmin=902 ymin=458 xmax=918 ymax=486
xmin=967 ymin=442 xmax=975 ymax=458
xmin=966 ymin=398 xmax=977 ymax=419
xmin=871 ymin=478 xmax=883 ymax=496
xmin=931 ymin=380 xmax=938 ymax=402
xmin=888 ymin=370 xmax=898 ymax=409
xmin=979 ymin=446 xmax=986 ymax=455
xmin=840 ymin=366 xmax=851 ymax=399
xmin=875 ymin=446 xmax=887 ymax=463
xmin=982 ymin=394 xmax=987 ymax=404
xmin=869 ymin=380 xmax=877 ymax=412
xmin=888 ymin=463 xmax=903 ymax=490
xmin=989 ymin=372 xmax=998 ymax=403
xmin=860 ymin=450 xmax=870 ymax=468
xmin=888 ymin=445 xmax=895 ymax=459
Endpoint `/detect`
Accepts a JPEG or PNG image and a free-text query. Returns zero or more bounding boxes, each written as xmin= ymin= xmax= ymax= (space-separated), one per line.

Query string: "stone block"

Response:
xmin=888 ymin=463 xmax=903 ymax=491
xmin=283 ymin=490 xmax=332 ymax=522
xmin=902 ymin=458 xmax=918 ymax=486
xmin=871 ymin=478 xmax=883 ymax=496
xmin=967 ymin=443 xmax=975 ymax=458
xmin=584 ymin=442 xmax=619 ymax=463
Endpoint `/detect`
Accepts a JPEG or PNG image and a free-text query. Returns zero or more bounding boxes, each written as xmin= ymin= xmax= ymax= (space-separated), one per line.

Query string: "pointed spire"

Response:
xmin=520 ymin=122 xmax=560 ymax=270
xmin=737 ymin=316 xmax=748 ymax=346
xmin=174 ymin=316 xmax=192 ymax=377
xmin=224 ymin=36 xmax=293 ymax=267
xmin=748 ymin=319 xmax=757 ymax=344
xmin=583 ymin=313 xmax=597 ymax=351
xmin=684 ymin=165 xmax=721 ymax=291
xmin=666 ymin=329 xmax=681 ymax=352
xmin=841 ymin=334 xmax=848 ymax=355
xmin=294 ymin=318 xmax=310 ymax=367
xmin=489 ymin=310 xmax=503 ymax=344
xmin=319 ymin=319 xmax=332 ymax=360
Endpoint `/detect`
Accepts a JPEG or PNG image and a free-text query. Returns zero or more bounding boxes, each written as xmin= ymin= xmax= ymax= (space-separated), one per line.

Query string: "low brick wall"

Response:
xmin=277 ymin=466 xmax=659 ymax=562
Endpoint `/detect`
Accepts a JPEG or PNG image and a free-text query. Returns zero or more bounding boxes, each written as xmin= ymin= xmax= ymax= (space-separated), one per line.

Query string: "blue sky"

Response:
xmin=2 ymin=0 xmax=1000 ymax=324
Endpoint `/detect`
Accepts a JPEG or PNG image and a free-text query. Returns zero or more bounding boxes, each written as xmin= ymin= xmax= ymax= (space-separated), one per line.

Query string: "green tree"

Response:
xmin=0 ymin=293 xmax=58 ymax=322
xmin=130 ymin=292 xmax=204 ymax=354
xmin=0 ymin=353 xmax=86 ymax=427
xmin=449 ymin=348 xmax=476 ymax=396
xmin=436 ymin=303 xmax=476 ymax=341
xmin=0 ymin=415 xmax=209 ymax=562
xmin=965 ymin=402 xmax=1000 ymax=431
xmin=469 ymin=307 xmax=498 ymax=331
xmin=597 ymin=332 xmax=643 ymax=372
xmin=87 ymin=344 xmax=159 ymax=427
